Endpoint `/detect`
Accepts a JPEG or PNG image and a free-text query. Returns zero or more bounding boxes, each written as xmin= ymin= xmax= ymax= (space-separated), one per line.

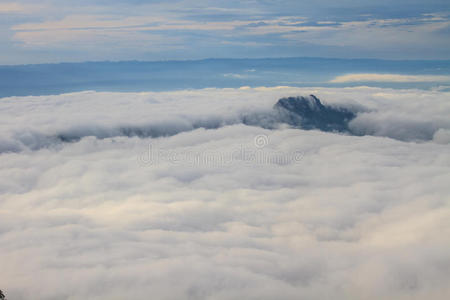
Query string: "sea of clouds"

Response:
xmin=1 ymin=87 xmax=450 ymax=299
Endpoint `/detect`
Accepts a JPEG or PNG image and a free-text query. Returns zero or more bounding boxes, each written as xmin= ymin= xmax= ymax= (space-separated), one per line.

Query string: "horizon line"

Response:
xmin=2 ymin=56 xmax=450 ymax=67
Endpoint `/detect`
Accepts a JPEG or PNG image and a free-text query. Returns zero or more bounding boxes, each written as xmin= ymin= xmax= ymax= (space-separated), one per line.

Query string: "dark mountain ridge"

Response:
xmin=274 ymin=95 xmax=357 ymax=132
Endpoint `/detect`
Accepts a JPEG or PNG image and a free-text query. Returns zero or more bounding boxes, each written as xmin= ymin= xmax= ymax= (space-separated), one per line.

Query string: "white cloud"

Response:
xmin=331 ymin=73 xmax=450 ymax=83
xmin=0 ymin=87 xmax=450 ymax=299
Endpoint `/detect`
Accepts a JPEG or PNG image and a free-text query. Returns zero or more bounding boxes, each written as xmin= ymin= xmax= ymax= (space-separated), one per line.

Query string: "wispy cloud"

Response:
xmin=0 ymin=2 xmax=25 ymax=13
xmin=0 ymin=2 xmax=41 ymax=13
xmin=11 ymin=12 xmax=450 ymax=53
xmin=1 ymin=0 xmax=450 ymax=63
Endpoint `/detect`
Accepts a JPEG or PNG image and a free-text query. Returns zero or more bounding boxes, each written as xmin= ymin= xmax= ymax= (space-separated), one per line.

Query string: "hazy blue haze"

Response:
xmin=1 ymin=58 xmax=450 ymax=97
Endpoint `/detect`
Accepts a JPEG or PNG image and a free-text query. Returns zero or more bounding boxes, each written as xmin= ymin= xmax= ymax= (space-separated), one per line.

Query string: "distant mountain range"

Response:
xmin=1 ymin=57 xmax=450 ymax=97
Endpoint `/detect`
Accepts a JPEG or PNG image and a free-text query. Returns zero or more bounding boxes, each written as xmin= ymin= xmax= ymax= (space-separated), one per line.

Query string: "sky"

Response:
xmin=0 ymin=0 xmax=450 ymax=64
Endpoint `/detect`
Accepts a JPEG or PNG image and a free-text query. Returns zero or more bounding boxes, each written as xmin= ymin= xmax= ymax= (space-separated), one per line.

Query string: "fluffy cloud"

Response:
xmin=1 ymin=87 xmax=449 ymax=153
xmin=0 ymin=87 xmax=450 ymax=299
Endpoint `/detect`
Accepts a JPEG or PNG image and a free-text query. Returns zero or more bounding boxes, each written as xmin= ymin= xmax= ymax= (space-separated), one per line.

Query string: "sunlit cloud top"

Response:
xmin=1 ymin=0 xmax=449 ymax=64
xmin=330 ymin=74 xmax=450 ymax=83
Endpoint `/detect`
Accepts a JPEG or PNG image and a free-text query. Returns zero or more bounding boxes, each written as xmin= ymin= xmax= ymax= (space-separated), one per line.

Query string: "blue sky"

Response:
xmin=0 ymin=0 xmax=449 ymax=64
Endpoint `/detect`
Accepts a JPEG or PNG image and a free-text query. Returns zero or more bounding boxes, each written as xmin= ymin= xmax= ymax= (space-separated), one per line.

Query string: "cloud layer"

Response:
xmin=1 ymin=86 xmax=449 ymax=154
xmin=1 ymin=87 xmax=450 ymax=299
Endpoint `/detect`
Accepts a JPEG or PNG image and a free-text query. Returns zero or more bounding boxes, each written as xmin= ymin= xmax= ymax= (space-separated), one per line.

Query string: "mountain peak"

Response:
xmin=274 ymin=95 xmax=356 ymax=132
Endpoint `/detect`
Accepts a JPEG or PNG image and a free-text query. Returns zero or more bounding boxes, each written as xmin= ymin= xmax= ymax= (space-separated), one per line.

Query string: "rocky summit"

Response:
xmin=274 ymin=95 xmax=356 ymax=132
